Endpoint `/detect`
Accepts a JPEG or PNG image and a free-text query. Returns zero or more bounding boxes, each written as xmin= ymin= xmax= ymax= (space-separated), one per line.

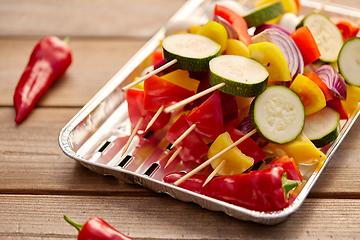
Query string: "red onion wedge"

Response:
xmin=314 ymin=65 xmax=347 ymax=100
xmin=254 ymin=24 xmax=290 ymax=36
xmin=214 ymin=15 xmax=238 ymax=39
xmin=252 ymin=28 xmax=304 ymax=80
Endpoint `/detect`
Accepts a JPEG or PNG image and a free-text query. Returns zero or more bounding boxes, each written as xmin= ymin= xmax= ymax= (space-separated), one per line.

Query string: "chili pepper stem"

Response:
xmin=281 ymin=173 xmax=305 ymax=198
xmin=62 ymin=36 xmax=70 ymax=44
xmin=64 ymin=215 xmax=83 ymax=232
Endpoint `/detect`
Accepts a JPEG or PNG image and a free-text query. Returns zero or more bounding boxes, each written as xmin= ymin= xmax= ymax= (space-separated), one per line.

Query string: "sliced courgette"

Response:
xmin=338 ymin=37 xmax=360 ymax=87
xmin=303 ymin=106 xmax=340 ymax=148
xmin=297 ymin=13 xmax=343 ymax=62
xmin=249 ymin=85 xmax=305 ymax=144
xmin=162 ymin=33 xmax=221 ymax=72
xmin=243 ymin=1 xmax=285 ymax=28
xmin=209 ymin=55 xmax=269 ymax=97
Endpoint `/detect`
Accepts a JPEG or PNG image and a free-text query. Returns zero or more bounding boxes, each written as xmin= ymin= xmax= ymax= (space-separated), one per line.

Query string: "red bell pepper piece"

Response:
xmin=164 ymin=167 xmax=303 ymax=212
xmin=306 ymin=72 xmax=333 ymax=102
xmin=13 ymin=36 xmax=72 ymax=124
xmin=64 ymin=215 xmax=133 ymax=240
xmin=166 ymin=114 xmax=209 ymax=162
xmin=186 ymin=90 xmax=224 ymax=139
xmin=143 ymin=75 xmax=195 ymax=112
xmin=290 ymin=26 xmax=321 ymax=66
xmin=268 ymin=156 xmax=303 ymax=181
xmin=151 ymin=48 xmax=163 ymax=66
xmin=126 ymin=88 xmax=171 ymax=131
xmin=214 ymin=5 xmax=252 ymax=46
xmin=294 ymin=0 xmax=301 ymax=11
xmin=225 ymin=125 xmax=266 ymax=164
xmin=326 ymin=97 xmax=349 ymax=120
xmin=193 ymin=76 xmax=238 ymax=125
xmin=330 ymin=16 xmax=360 ymax=42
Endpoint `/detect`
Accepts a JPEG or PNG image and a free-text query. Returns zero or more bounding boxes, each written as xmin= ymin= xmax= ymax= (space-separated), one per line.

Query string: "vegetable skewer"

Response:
xmin=121 ymin=116 xmax=143 ymax=157
xmin=174 ymin=129 xmax=257 ymax=186
xmin=122 ymin=59 xmax=177 ymax=91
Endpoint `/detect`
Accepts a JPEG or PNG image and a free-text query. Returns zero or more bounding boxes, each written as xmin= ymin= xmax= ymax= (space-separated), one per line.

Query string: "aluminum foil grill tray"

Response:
xmin=59 ymin=0 xmax=360 ymax=225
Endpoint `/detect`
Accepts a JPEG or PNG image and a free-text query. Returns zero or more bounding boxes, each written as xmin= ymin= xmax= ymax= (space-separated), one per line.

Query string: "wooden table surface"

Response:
xmin=2 ymin=0 xmax=360 ymax=239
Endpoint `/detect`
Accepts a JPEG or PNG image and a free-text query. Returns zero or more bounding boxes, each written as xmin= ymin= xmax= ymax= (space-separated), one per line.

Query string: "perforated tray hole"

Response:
xmin=143 ymin=162 xmax=160 ymax=177
xmin=118 ymin=155 xmax=133 ymax=168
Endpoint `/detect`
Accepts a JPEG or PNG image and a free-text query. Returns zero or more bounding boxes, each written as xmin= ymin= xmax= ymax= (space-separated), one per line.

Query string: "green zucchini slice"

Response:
xmin=250 ymin=85 xmax=305 ymax=144
xmin=162 ymin=33 xmax=221 ymax=72
xmin=298 ymin=13 xmax=343 ymax=62
xmin=338 ymin=37 xmax=360 ymax=87
xmin=303 ymin=106 xmax=340 ymax=148
xmin=209 ymin=55 xmax=268 ymax=97
xmin=243 ymin=1 xmax=285 ymax=28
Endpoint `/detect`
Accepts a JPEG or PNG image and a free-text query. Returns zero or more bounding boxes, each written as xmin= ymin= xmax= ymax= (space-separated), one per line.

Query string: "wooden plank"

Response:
xmin=0 ymin=195 xmax=360 ymax=239
xmin=0 ymin=0 xmax=186 ymax=38
xmin=0 ymin=38 xmax=147 ymax=107
xmin=1 ymin=107 xmax=360 ymax=197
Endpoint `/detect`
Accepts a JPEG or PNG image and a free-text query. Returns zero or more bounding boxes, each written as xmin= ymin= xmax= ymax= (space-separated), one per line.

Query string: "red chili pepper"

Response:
xmin=268 ymin=156 xmax=303 ymax=182
xmin=163 ymin=167 xmax=303 ymax=212
xmin=64 ymin=215 xmax=133 ymax=240
xmin=13 ymin=36 xmax=72 ymax=124
xmin=214 ymin=5 xmax=252 ymax=46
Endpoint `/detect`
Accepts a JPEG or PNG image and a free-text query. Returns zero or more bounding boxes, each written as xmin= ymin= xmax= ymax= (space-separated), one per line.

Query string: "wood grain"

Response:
xmin=1 ymin=195 xmax=360 ymax=239
xmin=0 ymin=0 xmax=186 ymax=38
xmin=0 ymin=38 xmax=147 ymax=107
xmin=2 ymin=0 xmax=360 ymax=239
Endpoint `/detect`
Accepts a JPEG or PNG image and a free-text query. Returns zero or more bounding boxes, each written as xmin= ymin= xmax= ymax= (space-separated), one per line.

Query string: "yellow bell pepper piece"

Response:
xmin=189 ymin=25 xmax=201 ymax=34
xmin=161 ymin=70 xmax=199 ymax=93
xmin=225 ymin=39 xmax=250 ymax=58
xmin=248 ymin=42 xmax=291 ymax=82
xmin=342 ymin=84 xmax=360 ymax=116
xmin=132 ymin=77 xmax=144 ymax=89
xmin=255 ymin=0 xmax=298 ymax=24
xmin=208 ymin=132 xmax=254 ymax=175
xmin=267 ymin=132 xmax=327 ymax=165
xmin=290 ymin=74 xmax=326 ymax=116
xmin=195 ymin=21 xmax=228 ymax=53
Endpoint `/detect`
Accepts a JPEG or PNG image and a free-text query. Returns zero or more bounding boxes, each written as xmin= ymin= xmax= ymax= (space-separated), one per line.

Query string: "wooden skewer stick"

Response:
xmin=170 ymin=123 xmax=197 ymax=149
xmin=164 ymin=82 xmax=225 ymax=113
xmin=174 ymin=128 xmax=257 ymax=186
xmin=164 ymin=146 xmax=183 ymax=169
xmin=122 ymin=59 xmax=178 ymax=91
xmin=121 ymin=117 xmax=144 ymax=157
xmin=144 ymin=105 xmax=164 ymax=132
xmin=202 ymin=159 xmax=226 ymax=187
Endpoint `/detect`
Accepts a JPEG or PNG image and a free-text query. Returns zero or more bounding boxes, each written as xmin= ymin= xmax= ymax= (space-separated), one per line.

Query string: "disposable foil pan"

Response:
xmin=59 ymin=0 xmax=360 ymax=225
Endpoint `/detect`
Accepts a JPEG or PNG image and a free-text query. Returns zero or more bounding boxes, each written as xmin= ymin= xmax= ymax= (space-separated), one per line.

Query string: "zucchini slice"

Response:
xmin=249 ymin=85 xmax=305 ymax=144
xmin=243 ymin=1 xmax=285 ymax=28
xmin=209 ymin=55 xmax=268 ymax=97
xmin=338 ymin=37 xmax=360 ymax=87
xmin=298 ymin=13 xmax=343 ymax=62
xmin=303 ymin=107 xmax=340 ymax=148
xmin=162 ymin=33 xmax=221 ymax=72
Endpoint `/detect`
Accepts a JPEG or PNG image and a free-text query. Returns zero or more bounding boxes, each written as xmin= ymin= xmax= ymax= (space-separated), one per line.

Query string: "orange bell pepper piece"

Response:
xmin=290 ymin=26 xmax=321 ymax=66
